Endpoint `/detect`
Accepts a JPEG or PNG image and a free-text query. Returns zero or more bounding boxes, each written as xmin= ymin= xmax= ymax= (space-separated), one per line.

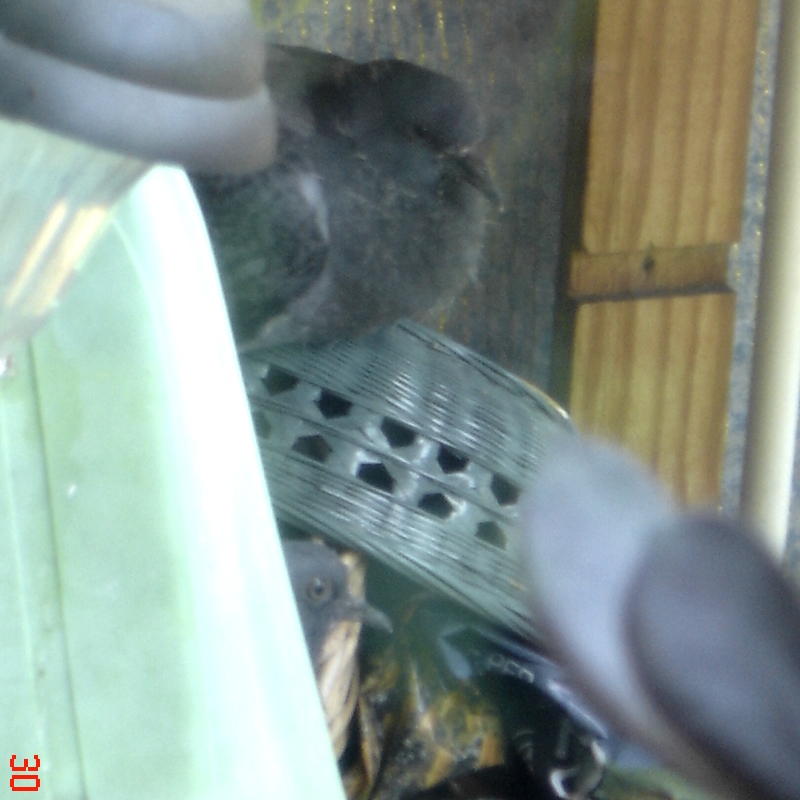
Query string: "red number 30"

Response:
xmin=9 ymin=755 xmax=40 ymax=792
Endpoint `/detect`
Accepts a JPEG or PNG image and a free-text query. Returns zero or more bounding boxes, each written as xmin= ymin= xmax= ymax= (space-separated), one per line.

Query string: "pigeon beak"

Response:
xmin=452 ymin=150 xmax=502 ymax=207
xmin=341 ymin=597 xmax=393 ymax=633
xmin=361 ymin=602 xmax=393 ymax=633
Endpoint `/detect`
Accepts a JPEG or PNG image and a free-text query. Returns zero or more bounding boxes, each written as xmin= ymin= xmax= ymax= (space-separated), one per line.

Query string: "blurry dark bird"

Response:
xmin=283 ymin=538 xmax=390 ymax=666
xmin=520 ymin=434 xmax=800 ymax=800
xmin=283 ymin=539 xmax=391 ymax=758
xmin=191 ymin=44 xmax=496 ymax=350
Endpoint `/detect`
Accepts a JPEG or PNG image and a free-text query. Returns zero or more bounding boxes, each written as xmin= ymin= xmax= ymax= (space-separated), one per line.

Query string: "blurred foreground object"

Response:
xmin=0 ymin=0 xmax=277 ymax=356
xmin=0 ymin=166 xmax=344 ymax=800
xmin=0 ymin=121 xmax=146 ymax=355
xmin=522 ymin=435 xmax=800 ymax=800
xmin=193 ymin=45 xmax=495 ymax=349
xmin=0 ymin=0 xmax=276 ymax=172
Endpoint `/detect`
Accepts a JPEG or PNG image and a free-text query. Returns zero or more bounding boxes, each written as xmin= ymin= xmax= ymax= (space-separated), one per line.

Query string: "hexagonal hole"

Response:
xmin=252 ymin=409 xmax=272 ymax=439
xmin=381 ymin=418 xmax=416 ymax=448
xmin=291 ymin=434 xmax=332 ymax=463
xmin=490 ymin=474 xmax=520 ymax=506
xmin=418 ymin=492 xmax=455 ymax=519
xmin=476 ymin=521 xmax=506 ymax=549
xmin=437 ymin=444 xmax=469 ymax=474
xmin=356 ymin=462 xmax=395 ymax=493
xmin=263 ymin=366 xmax=299 ymax=395
xmin=316 ymin=389 xmax=353 ymax=419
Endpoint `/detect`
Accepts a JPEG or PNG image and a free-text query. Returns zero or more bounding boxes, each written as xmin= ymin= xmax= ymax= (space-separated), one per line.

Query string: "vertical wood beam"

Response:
xmin=582 ymin=0 xmax=758 ymax=253
xmin=570 ymin=293 xmax=736 ymax=504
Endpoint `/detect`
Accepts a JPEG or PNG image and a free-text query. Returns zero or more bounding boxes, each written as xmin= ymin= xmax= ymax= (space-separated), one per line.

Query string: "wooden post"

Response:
xmin=569 ymin=0 xmax=759 ymax=504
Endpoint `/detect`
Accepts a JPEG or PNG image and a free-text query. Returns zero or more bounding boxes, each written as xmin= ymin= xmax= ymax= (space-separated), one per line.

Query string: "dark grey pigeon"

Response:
xmin=191 ymin=44 xmax=495 ymax=350
xmin=520 ymin=434 xmax=800 ymax=800
xmin=282 ymin=539 xmax=389 ymax=671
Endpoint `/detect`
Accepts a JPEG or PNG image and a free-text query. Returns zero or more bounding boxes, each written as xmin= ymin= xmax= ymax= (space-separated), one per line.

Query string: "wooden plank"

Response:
xmin=569 ymin=243 xmax=730 ymax=300
xmin=583 ymin=0 xmax=759 ymax=253
xmin=569 ymin=292 xmax=736 ymax=504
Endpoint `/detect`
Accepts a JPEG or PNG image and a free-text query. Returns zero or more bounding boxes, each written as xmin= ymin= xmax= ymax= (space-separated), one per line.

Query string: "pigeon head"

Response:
xmin=370 ymin=59 xmax=486 ymax=154
xmin=283 ymin=539 xmax=390 ymax=669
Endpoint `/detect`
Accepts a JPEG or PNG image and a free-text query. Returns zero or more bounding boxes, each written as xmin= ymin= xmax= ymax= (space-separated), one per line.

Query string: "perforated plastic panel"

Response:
xmin=241 ymin=319 xmax=574 ymax=641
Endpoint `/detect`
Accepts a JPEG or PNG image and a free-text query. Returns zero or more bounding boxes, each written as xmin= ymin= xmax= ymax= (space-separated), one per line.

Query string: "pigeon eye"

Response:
xmin=306 ymin=577 xmax=333 ymax=604
xmin=411 ymin=123 xmax=432 ymax=142
xmin=410 ymin=122 xmax=445 ymax=150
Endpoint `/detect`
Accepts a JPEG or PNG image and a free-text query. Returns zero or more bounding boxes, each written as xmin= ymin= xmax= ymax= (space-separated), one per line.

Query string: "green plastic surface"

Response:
xmin=0 ymin=166 xmax=344 ymax=800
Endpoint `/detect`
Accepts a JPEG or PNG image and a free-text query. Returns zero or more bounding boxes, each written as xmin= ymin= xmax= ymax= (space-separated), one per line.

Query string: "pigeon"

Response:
xmin=282 ymin=539 xmax=390 ymax=758
xmin=283 ymin=539 xmax=389 ymax=666
xmin=191 ymin=44 xmax=496 ymax=350
xmin=520 ymin=434 xmax=800 ymax=800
